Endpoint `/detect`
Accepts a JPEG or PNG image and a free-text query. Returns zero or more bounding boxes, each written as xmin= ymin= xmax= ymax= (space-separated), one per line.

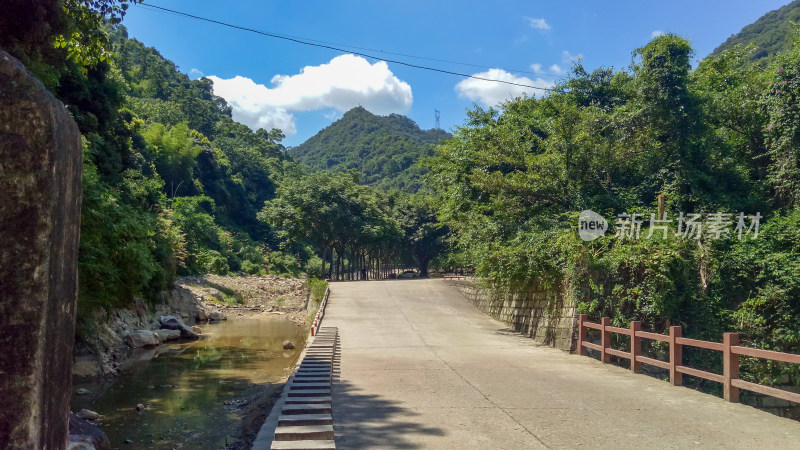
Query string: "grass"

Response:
xmin=204 ymin=279 xmax=244 ymax=305
xmin=308 ymin=278 xmax=329 ymax=303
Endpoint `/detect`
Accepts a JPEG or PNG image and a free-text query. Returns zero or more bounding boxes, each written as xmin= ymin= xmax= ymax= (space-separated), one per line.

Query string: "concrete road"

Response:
xmin=324 ymin=279 xmax=800 ymax=449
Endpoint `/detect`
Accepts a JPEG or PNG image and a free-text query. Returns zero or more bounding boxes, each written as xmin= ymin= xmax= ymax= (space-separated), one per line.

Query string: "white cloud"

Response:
xmin=529 ymin=62 xmax=563 ymax=76
xmin=207 ymin=54 xmax=413 ymax=135
xmin=188 ymin=68 xmax=204 ymax=79
xmin=562 ymin=50 xmax=583 ymax=63
xmin=455 ymin=69 xmax=554 ymax=107
xmin=526 ymin=17 xmax=551 ymax=30
xmin=652 ymin=30 xmax=665 ymax=38
xmin=323 ymin=110 xmax=340 ymax=120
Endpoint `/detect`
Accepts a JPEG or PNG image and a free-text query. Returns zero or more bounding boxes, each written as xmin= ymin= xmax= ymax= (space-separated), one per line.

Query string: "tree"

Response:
xmin=395 ymin=195 xmax=449 ymax=276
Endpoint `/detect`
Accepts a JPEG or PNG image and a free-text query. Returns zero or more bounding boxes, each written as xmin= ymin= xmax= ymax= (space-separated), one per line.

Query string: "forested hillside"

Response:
xmin=69 ymin=25 xmax=321 ymax=332
xmin=426 ymin=33 xmax=800 ymax=386
xmin=1 ymin=2 xmax=451 ymax=342
xmin=289 ymin=107 xmax=451 ymax=191
xmin=713 ymin=0 xmax=800 ymax=60
xmin=1 ymin=2 xmax=316 ymax=339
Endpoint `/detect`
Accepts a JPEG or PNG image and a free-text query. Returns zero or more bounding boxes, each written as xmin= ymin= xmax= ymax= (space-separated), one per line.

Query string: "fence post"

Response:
xmin=631 ymin=321 xmax=642 ymax=373
xmin=669 ymin=325 xmax=683 ymax=386
xmin=601 ymin=317 xmax=611 ymax=363
xmin=724 ymin=332 xmax=740 ymax=403
xmin=578 ymin=314 xmax=587 ymax=356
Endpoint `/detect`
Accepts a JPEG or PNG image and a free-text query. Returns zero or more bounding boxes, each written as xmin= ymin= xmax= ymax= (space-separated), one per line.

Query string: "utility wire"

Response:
xmin=136 ymin=3 xmax=559 ymax=92
xmin=141 ymin=3 xmax=559 ymax=79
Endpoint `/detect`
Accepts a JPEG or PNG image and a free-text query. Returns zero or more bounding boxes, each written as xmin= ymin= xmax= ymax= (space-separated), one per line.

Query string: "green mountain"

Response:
xmin=289 ymin=107 xmax=451 ymax=192
xmin=713 ymin=0 xmax=800 ymax=60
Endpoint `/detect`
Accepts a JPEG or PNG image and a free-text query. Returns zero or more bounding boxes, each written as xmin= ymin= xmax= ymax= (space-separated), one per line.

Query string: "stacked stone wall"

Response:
xmin=447 ymin=278 xmax=577 ymax=351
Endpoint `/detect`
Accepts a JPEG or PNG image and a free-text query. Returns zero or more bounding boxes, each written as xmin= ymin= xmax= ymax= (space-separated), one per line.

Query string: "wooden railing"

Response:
xmin=577 ymin=314 xmax=800 ymax=404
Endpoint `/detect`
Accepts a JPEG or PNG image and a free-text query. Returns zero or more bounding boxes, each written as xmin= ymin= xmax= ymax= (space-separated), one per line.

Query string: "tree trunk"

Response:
xmin=419 ymin=258 xmax=430 ymax=277
xmin=321 ymin=245 xmax=328 ymax=279
xmin=335 ymin=250 xmax=340 ymax=281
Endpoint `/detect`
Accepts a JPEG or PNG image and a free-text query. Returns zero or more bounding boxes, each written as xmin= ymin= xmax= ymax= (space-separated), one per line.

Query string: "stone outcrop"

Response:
xmin=68 ymin=412 xmax=110 ymax=450
xmin=153 ymin=328 xmax=181 ymax=342
xmin=123 ymin=330 xmax=160 ymax=348
xmin=75 ymin=409 xmax=100 ymax=421
xmin=446 ymin=278 xmax=577 ymax=351
xmin=208 ymin=311 xmax=227 ymax=322
xmin=0 ymin=51 xmax=82 ymax=448
xmin=159 ymin=315 xmax=200 ymax=339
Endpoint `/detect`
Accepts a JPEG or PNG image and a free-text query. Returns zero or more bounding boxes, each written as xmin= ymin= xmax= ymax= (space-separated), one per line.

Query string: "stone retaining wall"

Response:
xmin=446 ymin=278 xmax=577 ymax=351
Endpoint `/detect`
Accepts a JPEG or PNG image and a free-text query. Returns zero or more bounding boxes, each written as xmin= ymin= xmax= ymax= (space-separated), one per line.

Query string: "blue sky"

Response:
xmin=123 ymin=1 xmax=790 ymax=147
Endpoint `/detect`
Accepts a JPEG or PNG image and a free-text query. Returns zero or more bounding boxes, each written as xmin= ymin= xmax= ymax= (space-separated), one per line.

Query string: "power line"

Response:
xmin=136 ymin=3 xmax=559 ymax=92
xmin=140 ymin=3 xmax=560 ymax=79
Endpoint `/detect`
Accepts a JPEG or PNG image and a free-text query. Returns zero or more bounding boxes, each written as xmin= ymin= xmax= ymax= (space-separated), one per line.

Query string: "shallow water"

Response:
xmin=72 ymin=318 xmax=306 ymax=449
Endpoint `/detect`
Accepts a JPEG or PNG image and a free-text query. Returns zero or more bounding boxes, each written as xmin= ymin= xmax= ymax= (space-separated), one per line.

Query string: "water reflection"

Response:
xmin=72 ymin=318 xmax=305 ymax=449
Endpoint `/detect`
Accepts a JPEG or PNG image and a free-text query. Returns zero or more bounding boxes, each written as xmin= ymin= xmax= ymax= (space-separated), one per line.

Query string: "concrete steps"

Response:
xmin=281 ymin=404 xmax=332 ymax=415
xmin=278 ymin=414 xmax=333 ymax=426
xmin=287 ymin=390 xmax=331 ymax=397
xmin=285 ymin=397 xmax=332 ymax=404
xmin=270 ymin=440 xmax=336 ymax=449
xmin=270 ymin=327 xmax=338 ymax=449
xmin=288 ymin=382 xmax=330 ymax=389
xmin=274 ymin=425 xmax=334 ymax=441
xmin=292 ymin=377 xmax=330 ymax=383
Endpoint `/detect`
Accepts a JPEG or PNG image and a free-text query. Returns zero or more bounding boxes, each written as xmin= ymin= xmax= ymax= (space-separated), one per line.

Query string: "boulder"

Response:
xmin=124 ymin=330 xmax=159 ymax=348
xmin=67 ymin=435 xmax=97 ymax=450
xmin=195 ymin=308 xmax=208 ymax=321
xmin=76 ymin=409 xmax=100 ymax=420
xmin=191 ymin=326 xmax=202 ymax=334
xmin=206 ymin=288 xmax=224 ymax=301
xmin=283 ymin=340 xmax=295 ymax=350
xmin=159 ymin=315 xmax=199 ymax=339
xmin=208 ymin=311 xmax=227 ymax=322
xmin=68 ymin=412 xmax=110 ymax=450
xmin=0 ymin=50 xmax=83 ymax=449
xmin=153 ymin=329 xmax=180 ymax=343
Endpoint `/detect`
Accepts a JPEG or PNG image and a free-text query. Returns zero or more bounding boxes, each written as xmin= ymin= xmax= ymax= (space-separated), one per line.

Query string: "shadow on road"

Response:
xmin=332 ymin=379 xmax=446 ymax=449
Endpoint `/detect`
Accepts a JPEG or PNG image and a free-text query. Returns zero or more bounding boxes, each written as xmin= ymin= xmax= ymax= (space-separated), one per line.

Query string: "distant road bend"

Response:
xmin=324 ymin=279 xmax=800 ymax=449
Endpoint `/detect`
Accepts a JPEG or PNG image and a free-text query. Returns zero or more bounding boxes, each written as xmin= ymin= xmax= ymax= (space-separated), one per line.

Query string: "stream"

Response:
xmin=71 ymin=317 xmax=306 ymax=449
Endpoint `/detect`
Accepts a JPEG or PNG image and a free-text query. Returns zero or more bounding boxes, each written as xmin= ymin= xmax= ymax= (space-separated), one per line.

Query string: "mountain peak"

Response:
xmin=289 ymin=107 xmax=451 ymax=192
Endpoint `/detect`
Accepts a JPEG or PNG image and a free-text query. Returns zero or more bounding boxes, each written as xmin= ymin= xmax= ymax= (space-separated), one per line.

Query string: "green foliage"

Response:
xmin=308 ymin=278 xmax=329 ymax=303
xmin=763 ymin=30 xmax=800 ymax=207
xmin=289 ymin=107 xmax=451 ymax=192
xmin=55 ymin=0 xmax=142 ymax=68
xmin=78 ymin=148 xmax=176 ymax=318
xmin=394 ymin=195 xmax=449 ymax=276
xmin=260 ymin=171 xmax=446 ymax=279
xmin=713 ymin=0 xmax=800 ymax=60
xmin=426 ymin=32 xmax=800 ymax=385
xmin=2 ymin=15 xmax=302 ymax=333
xmin=714 ymin=208 xmax=800 ymax=383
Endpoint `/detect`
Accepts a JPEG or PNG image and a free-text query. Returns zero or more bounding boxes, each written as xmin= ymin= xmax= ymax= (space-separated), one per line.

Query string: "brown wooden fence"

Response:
xmin=577 ymin=314 xmax=800 ymax=404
